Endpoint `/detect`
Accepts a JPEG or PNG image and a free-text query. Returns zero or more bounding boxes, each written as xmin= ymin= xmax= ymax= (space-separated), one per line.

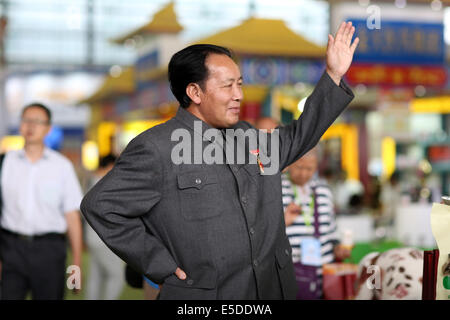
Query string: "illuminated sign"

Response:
xmin=349 ymin=19 xmax=444 ymax=65
xmin=241 ymin=58 xmax=325 ymax=85
xmin=346 ymin=63 xmax=447 ymax=87
xmin=135 ymin=50 xmax=159 ymax=85
xmin=428 ymin=145 xmax=450 ymax=163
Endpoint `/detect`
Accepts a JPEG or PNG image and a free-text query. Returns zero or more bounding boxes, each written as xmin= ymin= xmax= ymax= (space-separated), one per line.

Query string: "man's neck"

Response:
xmin=186 ymin=105 xmax=224 ymax=129
xmin=24 ymin=143 xmax=45 ymax=163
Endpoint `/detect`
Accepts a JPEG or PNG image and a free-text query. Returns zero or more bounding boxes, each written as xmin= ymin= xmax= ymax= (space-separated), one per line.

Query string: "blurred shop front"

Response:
xmin=80 ymin=2 xmax=449 ymax=249
xmin=81 ymin=2 xmax=332 ymax=165
xmin=0 ymin=68 xmax=105 ymax=171
xmin=80 ymin=3 xmax=183 ymax=162
xmin=329 ymin=1 xmax=449 ymax=249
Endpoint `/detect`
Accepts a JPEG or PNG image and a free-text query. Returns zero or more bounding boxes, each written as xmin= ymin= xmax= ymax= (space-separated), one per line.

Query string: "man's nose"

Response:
xmin=233 ymin=84 xmax=243 ymax=102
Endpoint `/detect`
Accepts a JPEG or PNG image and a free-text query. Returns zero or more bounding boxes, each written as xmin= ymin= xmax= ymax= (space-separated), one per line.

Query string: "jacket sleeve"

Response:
xmin=278 ymin=71 xmax=354 ymax=171
xmin=80 ymin=135 xmax=178 ymax=284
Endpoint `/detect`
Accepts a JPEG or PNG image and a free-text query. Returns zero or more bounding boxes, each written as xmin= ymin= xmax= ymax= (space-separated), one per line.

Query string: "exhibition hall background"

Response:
xmin=0 ymin=0 xmax=449 ymax=299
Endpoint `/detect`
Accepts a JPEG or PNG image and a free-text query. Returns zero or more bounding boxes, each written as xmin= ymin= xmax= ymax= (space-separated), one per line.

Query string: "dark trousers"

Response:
xmin=0 ymin=229 xmax=67 ymax=300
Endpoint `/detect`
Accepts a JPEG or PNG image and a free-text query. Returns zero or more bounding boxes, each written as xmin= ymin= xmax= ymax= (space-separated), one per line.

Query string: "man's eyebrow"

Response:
xmin=224 ymin=76 xmax=243 ymax=82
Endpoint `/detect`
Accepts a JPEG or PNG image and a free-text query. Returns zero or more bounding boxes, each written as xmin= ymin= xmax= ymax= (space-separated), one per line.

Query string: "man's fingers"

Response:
xmin=334 ymin=21 xmax=346 ymax=42
xmin=327 ymin=34 xmax=334 ymax=49
xmin=346 ymin=25 xmax=355 ymax=46
xmin=175 ymin=267 xmax=187 ymax=280
xmin=288 ymin=202 xmax=301 ymax=210
xmin=350 ymin=37 xmax=360 ymax=54
xmin=336 ymin=21 xmax=354 ymax=45
xmin=287 ymin=203 xmax=301 ymax=215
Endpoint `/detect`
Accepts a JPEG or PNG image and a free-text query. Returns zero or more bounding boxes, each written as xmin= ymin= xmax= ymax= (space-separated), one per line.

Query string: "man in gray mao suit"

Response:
xmin=81 ymin=22 xmax=359 ymax=299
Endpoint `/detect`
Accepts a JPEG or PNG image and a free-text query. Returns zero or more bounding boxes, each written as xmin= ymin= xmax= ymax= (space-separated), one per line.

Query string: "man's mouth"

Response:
xmin=228 ymin=107 xmax=240 ymax=114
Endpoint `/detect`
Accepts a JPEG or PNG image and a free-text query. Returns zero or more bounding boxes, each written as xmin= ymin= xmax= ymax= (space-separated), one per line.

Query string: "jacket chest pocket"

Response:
xmin=177 ymin=170 xmax=223 ymax=221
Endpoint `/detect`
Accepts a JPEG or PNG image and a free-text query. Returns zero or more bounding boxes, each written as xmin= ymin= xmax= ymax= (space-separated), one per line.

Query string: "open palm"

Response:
xmin=326 ymin=21 xmax=359 ymax=84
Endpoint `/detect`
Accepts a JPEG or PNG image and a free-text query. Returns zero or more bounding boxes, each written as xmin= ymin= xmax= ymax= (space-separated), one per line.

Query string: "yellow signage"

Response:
xmin=82 ymin=141 xmax=99 ymax=171
xmin=1 ymin=136 xmax=24 ymax=153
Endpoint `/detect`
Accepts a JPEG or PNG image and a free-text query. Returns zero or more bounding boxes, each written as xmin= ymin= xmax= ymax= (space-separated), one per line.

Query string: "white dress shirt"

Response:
xmin=1 ymin=147 xmax=83 ymax=235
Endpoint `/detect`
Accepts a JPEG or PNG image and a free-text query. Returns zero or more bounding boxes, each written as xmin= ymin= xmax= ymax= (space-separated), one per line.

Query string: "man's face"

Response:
xmin=20 ymin=107 xmax=51 ymax=145
xmin=190 ymin=53 xmax=243 ymax=128
xmin=288 ymin=156 xmax=318 ymax=186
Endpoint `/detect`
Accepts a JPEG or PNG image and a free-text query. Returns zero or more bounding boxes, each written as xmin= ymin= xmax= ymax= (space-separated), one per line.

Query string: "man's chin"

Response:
xmin=215 ymin=115 xmax=240 ymax=129
xmin=225 ymin=116 xmax=240 ymax=128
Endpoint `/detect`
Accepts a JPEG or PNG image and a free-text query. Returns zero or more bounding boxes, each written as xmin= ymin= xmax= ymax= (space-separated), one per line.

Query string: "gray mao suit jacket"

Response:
xmin=80 ymin=72 xmax=354 ymax=300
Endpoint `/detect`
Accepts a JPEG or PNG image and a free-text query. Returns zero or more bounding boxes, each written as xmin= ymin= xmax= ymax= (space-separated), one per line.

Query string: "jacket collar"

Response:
xmin=173 ymin=107 xmax=258 ymax=170
xmin=174 ymin=106 xmax=247 ymax=143
xmin=174 ymin=107 xmax=224 ymax=143
xmin=174 ymin=106 xmax=212 ymax=132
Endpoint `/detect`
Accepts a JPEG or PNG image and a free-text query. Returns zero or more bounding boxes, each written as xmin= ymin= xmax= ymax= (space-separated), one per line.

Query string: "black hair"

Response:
xmin=168 ymin=44 xmax=233 ymax=109
xmin=21 ymin=102 xmax=52 ymax=124
xmin=99 ymin=154 xmax=117 ymax=169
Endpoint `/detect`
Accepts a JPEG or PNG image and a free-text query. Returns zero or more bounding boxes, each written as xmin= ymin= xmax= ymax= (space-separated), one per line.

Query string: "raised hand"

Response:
xmin=326 ymin=21 xmax=359 ymax=85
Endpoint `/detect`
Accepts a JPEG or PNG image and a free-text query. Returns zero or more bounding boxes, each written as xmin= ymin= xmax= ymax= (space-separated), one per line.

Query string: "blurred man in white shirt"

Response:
xmin=0 ymin=103 xmax=83 ymax=300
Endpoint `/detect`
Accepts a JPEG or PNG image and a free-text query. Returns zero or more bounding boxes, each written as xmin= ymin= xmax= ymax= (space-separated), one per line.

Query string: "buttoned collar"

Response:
xmin=174 ymin=106 xmax=246 ymax=143
xmin=173 ymin=107 xmax=260 ymax=170
xmin=17 ymin=146 xmax=51 ymax=161
xmin=174 ymin=107 xmax=220 ymax=143
xmin=175 ymin=106 xmax=212 ymax=129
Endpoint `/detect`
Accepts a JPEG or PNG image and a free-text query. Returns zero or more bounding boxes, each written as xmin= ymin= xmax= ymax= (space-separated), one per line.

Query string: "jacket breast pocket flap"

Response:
xmin=177 ymin=171 xmax=223 ymax=220
xmin=177 ymin=171 xmax=218 ymax=190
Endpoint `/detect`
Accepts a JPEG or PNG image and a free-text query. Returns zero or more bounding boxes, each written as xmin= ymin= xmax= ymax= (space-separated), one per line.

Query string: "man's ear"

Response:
xmin=186 ymin=83 xmax=202 ymax=105
xmin=44 ymin=125 xmax=52 ymax=136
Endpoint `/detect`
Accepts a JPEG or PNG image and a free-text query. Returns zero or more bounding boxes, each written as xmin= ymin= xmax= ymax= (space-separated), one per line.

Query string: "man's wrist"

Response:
xmin=72 ymin=256 xmax=82 ymax=267
xmin=325 ymin=69 xmax=342 ymax=86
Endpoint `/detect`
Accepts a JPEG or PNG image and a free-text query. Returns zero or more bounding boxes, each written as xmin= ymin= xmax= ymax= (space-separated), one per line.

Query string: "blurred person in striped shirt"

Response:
xmin=282 ymin=147 xmax=351 ymax=289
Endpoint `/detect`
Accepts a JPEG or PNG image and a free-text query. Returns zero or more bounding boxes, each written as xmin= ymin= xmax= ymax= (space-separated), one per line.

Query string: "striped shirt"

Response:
xmin=282 ymin=174 xmax=339 ymax=273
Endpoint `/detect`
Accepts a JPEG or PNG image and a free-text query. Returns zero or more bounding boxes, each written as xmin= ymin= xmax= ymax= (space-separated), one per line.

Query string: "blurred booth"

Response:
xmin=331 ymin=0 xmax=449 ymax=196
xmin=79 ymin=2 xmax=336 ymax=170
xmin=395 ymin=202 xmax=436 ymax=248
xmin=336 ymin=214 xmax=375 ymax=243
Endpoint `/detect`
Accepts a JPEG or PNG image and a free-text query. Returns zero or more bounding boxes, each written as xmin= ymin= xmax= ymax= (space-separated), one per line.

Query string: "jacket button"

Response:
xmin=241 ymin=196 xmax=248 ymax=204
xmin=187 ymin=279 xmax=194 ymax=285
xmin=195 ymin=178 xmax=202 ymax=184
xmin=249 ymin=228 xmax=255 ymax=236
xmin=253 ymin=259 xmax=258 ymax=267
